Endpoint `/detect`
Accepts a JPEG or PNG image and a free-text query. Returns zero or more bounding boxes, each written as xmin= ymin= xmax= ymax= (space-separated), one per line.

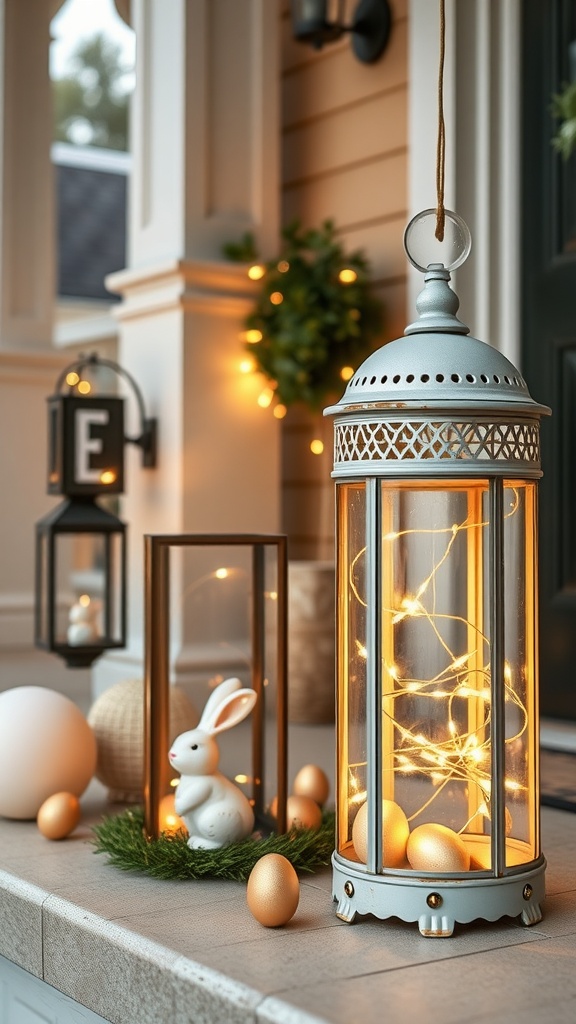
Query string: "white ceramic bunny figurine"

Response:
xmin=168 ymin=677 xmax=257 ymax=850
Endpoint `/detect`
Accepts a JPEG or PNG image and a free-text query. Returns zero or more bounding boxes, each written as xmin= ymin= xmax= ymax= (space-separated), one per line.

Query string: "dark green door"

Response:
xmin=522 ymin=0 xmax=576 ymax=719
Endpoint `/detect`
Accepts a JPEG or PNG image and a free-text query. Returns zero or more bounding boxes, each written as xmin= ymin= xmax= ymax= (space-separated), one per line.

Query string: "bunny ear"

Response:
xmin=199 ymin=677 xmax=242 ymax=730
xmin=205 ymin=688 xmax=257 ymax=736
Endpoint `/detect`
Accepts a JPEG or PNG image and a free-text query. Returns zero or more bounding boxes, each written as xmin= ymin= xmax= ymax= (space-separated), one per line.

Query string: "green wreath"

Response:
xmin=226 ymin=220 xmax=384 ymax=411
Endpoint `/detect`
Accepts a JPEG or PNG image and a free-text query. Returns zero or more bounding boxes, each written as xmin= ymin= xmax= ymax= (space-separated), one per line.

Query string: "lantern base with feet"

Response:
xmin=332 ymin=854 xmax=545 ymax=937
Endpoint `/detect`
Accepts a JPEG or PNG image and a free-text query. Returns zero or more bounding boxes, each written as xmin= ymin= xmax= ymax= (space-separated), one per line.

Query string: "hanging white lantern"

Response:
xmin=325 ymin=211 xmax=550 ymax=937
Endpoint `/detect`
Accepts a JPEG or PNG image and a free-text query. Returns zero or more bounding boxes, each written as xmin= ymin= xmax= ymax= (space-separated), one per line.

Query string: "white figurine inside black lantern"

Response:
xmin=325 ymin=211 xmax=549 ymax=937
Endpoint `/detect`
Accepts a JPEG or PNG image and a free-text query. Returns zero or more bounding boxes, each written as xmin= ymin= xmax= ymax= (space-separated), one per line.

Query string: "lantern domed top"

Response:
xmin=326 ymin=265 xmax=548 ymax=418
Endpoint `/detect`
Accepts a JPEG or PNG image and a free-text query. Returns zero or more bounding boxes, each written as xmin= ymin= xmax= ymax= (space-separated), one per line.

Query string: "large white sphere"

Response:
xmin=0 ymin=687 xmax=97 ymax=819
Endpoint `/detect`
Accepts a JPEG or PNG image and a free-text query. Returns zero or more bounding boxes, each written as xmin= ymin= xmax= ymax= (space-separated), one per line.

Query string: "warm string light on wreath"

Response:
xmin=347 ymin=487 xmax=528 ymax=830
xmin=229 ymin=217 xmax=383 ymax=454
xmin=239 ymin=257 xmax=362 ymax=453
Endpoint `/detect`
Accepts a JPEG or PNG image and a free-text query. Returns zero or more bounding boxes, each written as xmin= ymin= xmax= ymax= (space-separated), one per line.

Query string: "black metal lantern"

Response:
xmin=35 ymin=497 xmax=126 ymax=669
xmin=290 ymin=0 xmax=391 ymax=63
xmin=35 ymin=354 xmax=157 ymax=668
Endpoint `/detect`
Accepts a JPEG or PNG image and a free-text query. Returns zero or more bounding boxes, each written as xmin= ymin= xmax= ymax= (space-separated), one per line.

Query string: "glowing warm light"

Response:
xmin=235 ymin=774 xmax=250 ymax=784
xmin=310 ymin=439 xmax=324 ymax=455
xmin=99 ymin=470 xmax=117 ymax=485
xmin=340 ymin=366 xmax=355 ymax=381
xmin=158 ymin=794 xmax=185 ymax=836
xmin=77 ymin=380 xmax=91 ymax=394
xmin=79 ymin=595 xmax=91 ymax=608
xmin=451 ymin=653 xmax=469 ymax=670
xmin=348 ymin=771 xmax=367 ymax=804
xmin=257 ymin=388 xmax=274 ymax=409
xmin=273 ymin=404 xmax=287 ymax=419
xmin=277 ymin=260 xmax=290 ymax=273
xmin=248 ymin=264 xmax=265 ymax=281
xmin=66 ymin=371 xmax=80 ymax=386
xmin=267 ymin=590 xmax=278 ymax=601
xmin=239 ymin=357 xmax=256 ymax=374
xmin=356 ymin=640 xmax=367 ymax=659
xmin=214 ymin=567 xmax=230 ymax=580
xmin=270 ymin=291 xmax=283 ymax=305
xmin=339 ymin=268 xmax=358 ymax=284
xmin=243 ymin=329 xmax=263 ymax=344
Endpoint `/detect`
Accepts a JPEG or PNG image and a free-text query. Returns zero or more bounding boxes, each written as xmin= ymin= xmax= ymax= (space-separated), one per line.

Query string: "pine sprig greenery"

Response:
xmin=92 ymin=808 xmax=335 ymax=881
xmin=233 ymin=219 xmax=383 ymax=411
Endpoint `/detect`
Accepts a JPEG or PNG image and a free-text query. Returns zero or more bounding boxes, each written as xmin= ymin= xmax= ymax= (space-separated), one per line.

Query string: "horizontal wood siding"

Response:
xmin=280 ymin=0 xmax=409 ymax=559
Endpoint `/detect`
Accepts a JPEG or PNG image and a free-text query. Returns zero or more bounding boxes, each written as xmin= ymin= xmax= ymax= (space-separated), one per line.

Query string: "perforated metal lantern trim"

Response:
xmin=325 ymin=265 xmax=550 ymax=478
xmin=333 ymin=417 xmax=541 ymax=476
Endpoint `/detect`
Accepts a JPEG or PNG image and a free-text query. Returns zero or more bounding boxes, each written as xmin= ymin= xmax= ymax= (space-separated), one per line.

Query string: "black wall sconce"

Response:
xmin=290 ymin=0 xmax=391 ymax=63
xmin=35 ymin=354 xmax=157 ymax=669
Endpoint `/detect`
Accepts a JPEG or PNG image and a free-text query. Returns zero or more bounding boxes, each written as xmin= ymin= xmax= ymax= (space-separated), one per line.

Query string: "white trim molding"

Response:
xmin=408 ymin=0 xmax=521 ymax=366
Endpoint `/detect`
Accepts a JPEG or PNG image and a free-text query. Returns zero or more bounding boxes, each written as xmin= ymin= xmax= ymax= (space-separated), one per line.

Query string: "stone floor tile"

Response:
xmin=261 ymin=932 xmax=576 ymax=1024
xmin=191 ymin=904 xmax=545 ymax=998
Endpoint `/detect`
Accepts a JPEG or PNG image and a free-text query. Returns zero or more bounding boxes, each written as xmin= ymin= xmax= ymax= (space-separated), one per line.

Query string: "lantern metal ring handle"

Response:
xmin=55 ymin=353 xmax=157 ymax=468
xmin=404 ymin=208 xmax=472 ymax=274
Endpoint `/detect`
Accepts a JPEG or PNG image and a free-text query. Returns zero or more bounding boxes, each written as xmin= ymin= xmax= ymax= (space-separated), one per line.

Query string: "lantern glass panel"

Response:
xmin=503 ymin=480 xmax=538 ymax=868
xmin=54 ymin=532 xmax=123 ymax=645
xmin=338 ymin=475 xmax=540 ymax=875
xmin=379 ymin=480 xmax=493 ymax=870
xmin=337 ymin=482 xmax=368 ymax=859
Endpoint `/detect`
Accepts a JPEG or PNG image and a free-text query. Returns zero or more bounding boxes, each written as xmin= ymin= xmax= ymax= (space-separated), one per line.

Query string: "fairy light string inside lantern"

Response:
xmin=347 ymin=484 xmax=529 ymax=831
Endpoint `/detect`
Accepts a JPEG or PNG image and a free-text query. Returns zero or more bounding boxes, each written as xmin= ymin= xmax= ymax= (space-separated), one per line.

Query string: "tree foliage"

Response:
xmin=53 ymin=33 xmax=130 ymax=150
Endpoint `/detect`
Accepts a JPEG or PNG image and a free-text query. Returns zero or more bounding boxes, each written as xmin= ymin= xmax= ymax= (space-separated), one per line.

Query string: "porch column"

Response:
xmin=0 ymin=0 xmax=55 ymax=349
xmin=96 ymin=0 xmax=281 ymax=695
xmin=0 ymin=1 xmax=65 ymax=652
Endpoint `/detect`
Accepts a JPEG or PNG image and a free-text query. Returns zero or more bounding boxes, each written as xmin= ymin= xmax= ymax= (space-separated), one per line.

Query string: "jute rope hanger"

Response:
xmin=436 ymin=0 xmax=446 ymax=242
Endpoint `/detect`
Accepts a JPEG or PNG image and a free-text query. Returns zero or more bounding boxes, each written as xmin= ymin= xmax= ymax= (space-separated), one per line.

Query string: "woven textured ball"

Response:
xmin=88 ymin=679 xmax=198 ymax=803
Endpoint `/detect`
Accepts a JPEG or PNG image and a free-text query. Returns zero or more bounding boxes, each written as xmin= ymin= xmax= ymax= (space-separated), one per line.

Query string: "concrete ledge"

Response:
xmin=0 ymin=782 xmax=575 ymax=1024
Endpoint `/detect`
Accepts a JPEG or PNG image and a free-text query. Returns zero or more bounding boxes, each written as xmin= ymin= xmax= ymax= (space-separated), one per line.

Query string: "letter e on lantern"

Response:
xmin=75 ymin=409 xmax=109 ymax=484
